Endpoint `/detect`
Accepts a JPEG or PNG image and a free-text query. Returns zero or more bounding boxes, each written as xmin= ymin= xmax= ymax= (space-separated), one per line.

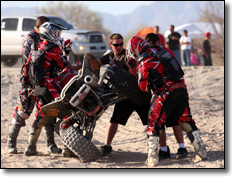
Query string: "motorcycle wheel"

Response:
xmin=61 ymin=126 xmax=100 ymax=162
xmin=110 ymin=67 xmax=151 ymax=105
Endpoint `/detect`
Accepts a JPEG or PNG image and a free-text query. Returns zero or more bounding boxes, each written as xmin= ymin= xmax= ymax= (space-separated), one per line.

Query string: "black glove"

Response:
xmin=148 ymin=69 xmax=164 ymax=90
xmin=64 ymin=43 xmax=72 ymax=56
xmin=63 ymin=39 xmax=72 ymax=56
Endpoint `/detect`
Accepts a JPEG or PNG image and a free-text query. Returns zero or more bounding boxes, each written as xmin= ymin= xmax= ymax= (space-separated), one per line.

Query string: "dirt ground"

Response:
xmin=1 ymin=64 xmax=224 ymax=169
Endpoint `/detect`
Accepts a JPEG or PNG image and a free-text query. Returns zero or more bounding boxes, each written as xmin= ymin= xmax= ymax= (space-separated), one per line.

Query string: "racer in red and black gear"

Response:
xmin=6 ymin=16 xmax=49 ymax=154
xmin=16 ymin=31 xmax=41 ymax=122
xmin=145 ymin=32 xmax=189 ymax=160
xmin=24 ymin=22 xmax=81 ymax=156
xmin=127 ymin=36 xmax=196 ymax=134
xmin=34 ymin=40 xmax=68 ymax=118
xmin=126 ymin=36 xmax=207 ymax=166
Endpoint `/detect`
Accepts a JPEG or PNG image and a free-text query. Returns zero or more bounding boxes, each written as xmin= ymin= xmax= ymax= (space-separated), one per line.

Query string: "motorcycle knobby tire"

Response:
xmin=110 ymin=67 xmax=150 ymax=105
xmin=61 ymin=126 xmax=100 ymax=162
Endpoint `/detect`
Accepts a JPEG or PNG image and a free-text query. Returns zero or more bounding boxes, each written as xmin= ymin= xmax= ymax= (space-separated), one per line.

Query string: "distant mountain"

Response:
xmin=99 ymin=1 xmax=205 ymax=35
xmin=1 ymin=1 xmax=206 ymax=35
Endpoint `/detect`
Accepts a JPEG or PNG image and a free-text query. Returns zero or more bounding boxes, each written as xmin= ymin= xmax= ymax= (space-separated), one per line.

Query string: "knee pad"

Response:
xmin=180 ymin=122 xmax=192 ymax=133
xmin=17 ymin=111 xmax=30 ymax=119
xmin=12 ymin=111 xmax=28 ymax=126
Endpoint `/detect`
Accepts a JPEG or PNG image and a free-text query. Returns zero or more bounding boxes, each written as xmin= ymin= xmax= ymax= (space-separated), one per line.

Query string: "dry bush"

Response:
xmin=192 ymin=38 xmax=224 ymax=66
xmin=36 ymin=1 xmax=111 ymax=42
xmin=198 ymin=1 xmax=224 ymax=66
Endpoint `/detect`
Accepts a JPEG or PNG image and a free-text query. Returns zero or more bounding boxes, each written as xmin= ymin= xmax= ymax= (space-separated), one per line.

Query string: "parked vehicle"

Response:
xmin=41 ymin=54 xmax=150 ymax=162
xmin=1 ymin=15 xmax=107 ymax=66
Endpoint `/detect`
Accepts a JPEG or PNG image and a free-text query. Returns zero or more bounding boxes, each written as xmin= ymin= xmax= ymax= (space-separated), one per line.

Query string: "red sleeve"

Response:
xmin=51 ymin=47 xmax=67 ymax=70
xmin=137 ymin=61 xmax=150 ymax=92
xmin=138 ymin=57 xmax=165 ymax=93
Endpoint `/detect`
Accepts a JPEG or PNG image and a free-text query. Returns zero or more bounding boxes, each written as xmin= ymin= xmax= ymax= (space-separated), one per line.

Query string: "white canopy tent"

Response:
xmin=164 ymin=22 xmax=222 ymax=39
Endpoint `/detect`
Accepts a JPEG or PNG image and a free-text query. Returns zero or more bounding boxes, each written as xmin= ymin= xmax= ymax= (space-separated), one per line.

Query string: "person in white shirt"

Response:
xmin=180 ymin=30 xmax=192 ymax=66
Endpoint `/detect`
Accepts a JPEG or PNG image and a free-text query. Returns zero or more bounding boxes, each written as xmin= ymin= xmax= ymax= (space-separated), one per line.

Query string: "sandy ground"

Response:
xmin=1 ymin=62 xmax=224 ymax=169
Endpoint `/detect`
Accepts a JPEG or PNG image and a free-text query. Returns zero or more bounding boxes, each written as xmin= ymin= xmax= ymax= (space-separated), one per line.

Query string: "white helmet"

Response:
xmin=39 ymin=22 xmax=69 ymax=42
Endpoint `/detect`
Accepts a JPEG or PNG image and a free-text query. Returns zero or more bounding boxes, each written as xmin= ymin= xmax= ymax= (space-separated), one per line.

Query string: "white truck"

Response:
xmin=1 ymin=15 xmax=108 ymax=66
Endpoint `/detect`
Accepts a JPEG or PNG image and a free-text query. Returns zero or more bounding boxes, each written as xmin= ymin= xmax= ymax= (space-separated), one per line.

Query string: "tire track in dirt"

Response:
xmin=186 ymin=66 xmax=205 ymax=98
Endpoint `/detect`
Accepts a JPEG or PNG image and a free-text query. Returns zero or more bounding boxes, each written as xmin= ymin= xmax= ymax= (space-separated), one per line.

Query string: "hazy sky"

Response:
xmin=1 ymin=1 xmax=153 ymax=16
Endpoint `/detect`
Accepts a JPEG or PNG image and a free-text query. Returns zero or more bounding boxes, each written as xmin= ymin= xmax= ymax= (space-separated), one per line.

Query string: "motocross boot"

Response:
xmin=187 ymin=130 xmax=208 ymax=160
xmin=24 ymin=126 xmax=41 ymax=156
xmin=146 ymin=136 xmax=160 ymax=167
xmin=43 ymin=118 xmax=62 ymax=154
xmin=180 ymin=122 xmax=208 ymax=160
xmin=24 ymin=115 xmax=51 ymax=156
xmin=6 ymin=123 xmax=21 ymax=154
xmin=6 ymin=113 xmax=26 ymax=154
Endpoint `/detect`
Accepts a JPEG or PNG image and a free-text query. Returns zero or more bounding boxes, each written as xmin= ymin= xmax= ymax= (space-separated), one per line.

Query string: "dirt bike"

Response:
xmin=41 ymin=54 xmax=150 ymax=162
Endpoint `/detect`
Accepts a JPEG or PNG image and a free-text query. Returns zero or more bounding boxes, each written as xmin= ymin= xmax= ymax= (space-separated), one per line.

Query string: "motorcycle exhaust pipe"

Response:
xmin=84 ymin=75 xmax=98 ymax=88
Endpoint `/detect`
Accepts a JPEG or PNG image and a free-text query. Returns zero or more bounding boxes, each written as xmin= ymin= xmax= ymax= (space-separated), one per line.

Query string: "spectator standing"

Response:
xmin=180 ymin=30 xmax=192 ymax=66
xmin=97 ymin=33 xmax=151 ymax=156
xmin=166 ymin=25 xmax=182 ymax=65
xmin=203 ymin=32 xmax=213 ymax=66
xmin=154 ymin=26 xmax=165 ymax=47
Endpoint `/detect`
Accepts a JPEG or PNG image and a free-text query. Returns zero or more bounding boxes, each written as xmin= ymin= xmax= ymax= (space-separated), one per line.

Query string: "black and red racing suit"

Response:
xmin=34 ymin=41 xmax=68 ymax=119
xmin=137 ymin=47 xmax=198 ymax=136
xmin=12 ymin=31 xmax=40 ymax=124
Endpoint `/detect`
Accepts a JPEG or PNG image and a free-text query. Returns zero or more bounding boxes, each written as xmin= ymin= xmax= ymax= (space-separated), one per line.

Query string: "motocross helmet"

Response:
xmin=39 ymin=22 xmax=69 ymax=43
xmin=126 ymin=36 xmax=150 ymax=60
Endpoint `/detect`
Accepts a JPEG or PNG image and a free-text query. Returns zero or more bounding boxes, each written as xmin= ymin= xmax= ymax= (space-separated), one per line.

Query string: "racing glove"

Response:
xmin=63 ymin=39 xmax=72 ymax=56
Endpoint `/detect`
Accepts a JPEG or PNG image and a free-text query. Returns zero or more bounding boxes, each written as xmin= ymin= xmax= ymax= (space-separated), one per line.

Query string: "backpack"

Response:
xmin=20 ymin=32 xmax=41 ymax=87
xmin=139 ymin=47 xmax=184 ymax=82
xmin=27 ymin=43 xmax=58 ymax=86
xmin=155 ymin=47 xmax=184 ymax=81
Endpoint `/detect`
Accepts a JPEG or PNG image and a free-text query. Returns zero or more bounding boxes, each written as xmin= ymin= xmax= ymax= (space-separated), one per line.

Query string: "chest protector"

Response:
xmin=27 ymin=43 xmax=58 ymax=86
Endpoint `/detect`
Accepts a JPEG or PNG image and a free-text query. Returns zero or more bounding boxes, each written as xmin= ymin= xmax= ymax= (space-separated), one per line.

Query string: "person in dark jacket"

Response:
xmin=203 ymin=32 xmax=213 ymax=66
xmin=166 ymin=25 xmax=181 ymax=65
